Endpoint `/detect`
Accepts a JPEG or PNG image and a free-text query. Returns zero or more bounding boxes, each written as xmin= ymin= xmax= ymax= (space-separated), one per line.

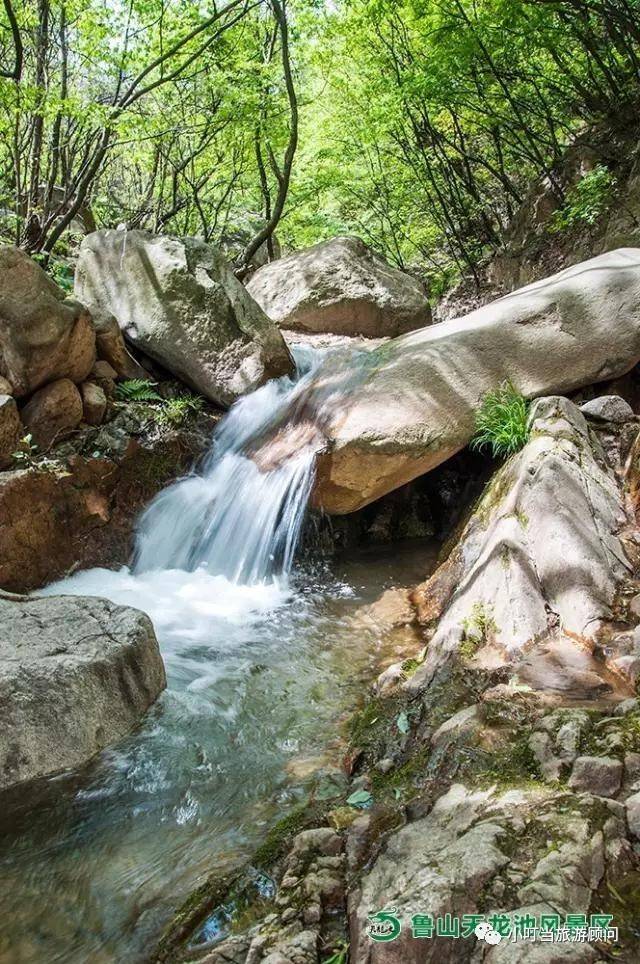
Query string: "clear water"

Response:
xmin=0 ymin=346 xmax=437 ymax=962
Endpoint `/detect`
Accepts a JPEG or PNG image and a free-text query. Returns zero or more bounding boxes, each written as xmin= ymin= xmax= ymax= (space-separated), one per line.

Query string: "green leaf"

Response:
xmin=115 ymin=379 xmax=162 ymax=402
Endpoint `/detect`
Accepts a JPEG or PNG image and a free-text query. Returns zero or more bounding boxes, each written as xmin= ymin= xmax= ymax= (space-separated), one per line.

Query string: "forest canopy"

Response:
xmin=1 ymin=0 xmax=639 ymax=288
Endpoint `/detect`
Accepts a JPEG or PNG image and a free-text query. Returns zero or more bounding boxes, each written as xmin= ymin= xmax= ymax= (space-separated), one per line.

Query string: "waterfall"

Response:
xmin=132 ymin=345 xmax=361 ymax=586
xmin=43 ymin=342 xmax=371 ymax=652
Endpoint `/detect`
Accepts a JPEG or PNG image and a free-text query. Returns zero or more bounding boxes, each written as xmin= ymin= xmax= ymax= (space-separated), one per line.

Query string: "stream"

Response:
xmin=0 ymin=347 xmax=438 ymax=963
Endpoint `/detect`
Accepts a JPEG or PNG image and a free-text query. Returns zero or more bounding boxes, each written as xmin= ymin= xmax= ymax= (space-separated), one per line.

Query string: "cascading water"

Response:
xmin=0 ymin=340 xmax=438 ymax=964
xmin=43 ymin=344 xmax=367 ymax=646
xmin=132 ymin=346 xmax=329 ymax=585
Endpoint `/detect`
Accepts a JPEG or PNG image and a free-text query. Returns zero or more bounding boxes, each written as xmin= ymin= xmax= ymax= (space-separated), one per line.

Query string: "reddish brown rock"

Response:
xmin=0 ymin=246 xmax=95 ymax=396
xmin=20 ymin=378 xmax=83 ymax=451
xmin=0 ymin=415 xmax=216 ymax=592
xmin=91 ymin=359 xmax=118 ymax=396
xmin=0 ymin=394 xmax=22 ymax=469
xmin=91 ymin=306 xmax=147 ymax=379
xmin=80 ymin=381 xmax=107 ymax=425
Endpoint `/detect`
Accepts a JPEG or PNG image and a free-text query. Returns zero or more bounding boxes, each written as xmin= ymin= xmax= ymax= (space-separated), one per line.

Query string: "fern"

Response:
xmin=471 ymin=381 xmax=530 ymax=458
xmin=115 ymin=379 xmax=162 ymax=402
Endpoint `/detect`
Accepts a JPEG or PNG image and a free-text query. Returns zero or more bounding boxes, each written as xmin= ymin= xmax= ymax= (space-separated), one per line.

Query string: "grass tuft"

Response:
xmin=471 ymin=381 xmax=530 ymax=459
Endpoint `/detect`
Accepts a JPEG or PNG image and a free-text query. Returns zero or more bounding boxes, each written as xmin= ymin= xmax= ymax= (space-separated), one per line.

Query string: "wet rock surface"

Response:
xmin=0 ymin=402 xmax=219 ymax=592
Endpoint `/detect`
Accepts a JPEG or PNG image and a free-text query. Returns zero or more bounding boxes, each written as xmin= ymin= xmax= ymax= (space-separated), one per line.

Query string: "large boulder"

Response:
xmin=409 ymin=395 xmax=632 ymax=690
xmin=0 ymin=246 xmax=95 ymax=397
xmin=312 ymin=248 xmax=640 ymax=513
xmin=0 ymin=592 xmax=166 ymax=790
xmin=350 ymin=783 xmax=625 ymax=964
xmin=75 ymin=230 xmax=294 ymax=406
xmin=246 ymin=236 xmax=431 ymax=338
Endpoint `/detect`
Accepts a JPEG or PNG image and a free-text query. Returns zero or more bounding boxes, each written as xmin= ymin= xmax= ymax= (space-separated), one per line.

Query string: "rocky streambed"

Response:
xmin=4 ymin=232 xmax=640 ymax=964
xmin=0 ymin=544 xmax=439 ymax=963
xmin=158 ymin=393 xmax=640 ymax=964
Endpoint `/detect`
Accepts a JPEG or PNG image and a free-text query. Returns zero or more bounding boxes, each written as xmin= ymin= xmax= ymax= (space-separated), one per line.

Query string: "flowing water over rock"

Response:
xmin=0 ymin=347 xmax=438 ymax=963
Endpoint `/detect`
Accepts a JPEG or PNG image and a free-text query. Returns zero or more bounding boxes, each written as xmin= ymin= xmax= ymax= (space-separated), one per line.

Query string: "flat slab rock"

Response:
xmin=0 ymin=592 xmax=166 ymax=790
xmin=313 ymin=247 xmax=640 ymax=513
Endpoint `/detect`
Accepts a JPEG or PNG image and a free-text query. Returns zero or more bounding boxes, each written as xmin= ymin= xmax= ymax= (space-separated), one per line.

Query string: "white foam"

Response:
xmin=42 ymin=566 xmax=288 ymax=651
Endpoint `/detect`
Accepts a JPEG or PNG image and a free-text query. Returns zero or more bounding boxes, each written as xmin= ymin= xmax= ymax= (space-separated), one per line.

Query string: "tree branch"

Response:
xmin=0 ymin=0 xmax=23 ymax=81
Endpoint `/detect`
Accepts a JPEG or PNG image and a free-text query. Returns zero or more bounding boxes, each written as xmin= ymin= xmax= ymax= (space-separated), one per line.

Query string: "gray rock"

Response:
xmin=431 ymin=705 xmax=480 ymax=746
xmin=615 ymin=699 xmax=640 ymax=717
xmin=0 ymin=246 xmax=96 ymax=397
xmin=625 ymin=790 xmax=640 ymax=839
xmin=349 ymin=785 xmax=529 ymax=963
xmin=0 ymin=592 xmax=166 ymax=789
xmin=313 ymin=248 xmax=640 ymax=512
xmin=75 ymin=230 xmax=293 ymax=406
xmin=0 ymin=394 xmax=21 ymax=468
xmin=624 ymin=752 xmax=640 ymax=791
xmin=291 ymin=828 xmax=343 ymax=858
xmin=261 ymin=930 xmax=318 ymax=964
xmin=199 ymin=935 xmax=251 ymax=964
xmin=347 ymin=815 xmax=371 ymax=871
xmin=351 ymin=782 xmax=623 ymax=964
xmin=580 ymin=395 xmax=634 ymax=423
xmin=529 ymin=731 xmax=563 ymax=781
xmin=628 ymin=594 xmax=640 ymax=619
xmin=373 ymin=661 xmax=405 ymax=695
xmin=555 ymin=718 xmax=585 ymax=764
xmin=247 ymin=235 xmax=431 ymax=338
xmin=407 ymin=396 xmax=631 ymax=687
xmin=568 ymin=756 xmax=623 ymax=798
xmin=375 ymin=757 xmax=394 ymax=774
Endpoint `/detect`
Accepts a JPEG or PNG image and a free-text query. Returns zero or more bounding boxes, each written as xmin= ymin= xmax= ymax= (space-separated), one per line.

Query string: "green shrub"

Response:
xmin=32 ymin=253 xmax=75 ymax=293
xmin=115 ymin=379 xmax=162 ymax=402
xmin=551 ymin=165 xmax=616 ymax=232
xmin=471 ymin=381 xmax=530 ymax=458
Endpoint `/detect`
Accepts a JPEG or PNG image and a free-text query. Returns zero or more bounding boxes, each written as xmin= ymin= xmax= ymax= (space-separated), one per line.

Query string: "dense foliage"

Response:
xmin=1 ymin=0 xmax=639 ymax=283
